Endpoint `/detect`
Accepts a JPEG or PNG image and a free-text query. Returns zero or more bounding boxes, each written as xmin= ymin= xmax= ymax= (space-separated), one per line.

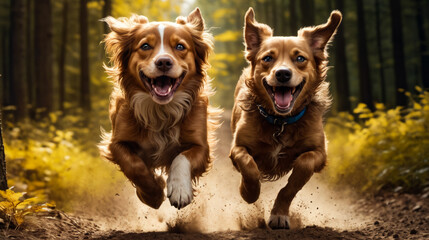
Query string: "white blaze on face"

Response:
xmin=158 ymin=24 xmax=166 ymax=55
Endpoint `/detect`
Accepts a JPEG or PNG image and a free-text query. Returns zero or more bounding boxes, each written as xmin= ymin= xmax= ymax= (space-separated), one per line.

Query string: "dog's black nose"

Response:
xmin=155 ymin=57 xmax=173 ymax=72
xmin=275 ymin=68 xmax=292 ymax=82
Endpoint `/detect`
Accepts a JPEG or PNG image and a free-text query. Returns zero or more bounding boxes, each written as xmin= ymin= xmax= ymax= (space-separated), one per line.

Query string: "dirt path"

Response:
xmin=2 ymin=112 xmax=429 ymax=239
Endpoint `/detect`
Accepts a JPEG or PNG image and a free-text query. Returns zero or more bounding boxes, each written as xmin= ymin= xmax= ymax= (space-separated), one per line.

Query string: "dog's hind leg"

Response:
xmin=268 ymin=150 xmax=326 ymax=229
xmin=110 ymin=142 xmax=165 ymax=209
xmin=230 ymin=146 xmax=261 ymax=203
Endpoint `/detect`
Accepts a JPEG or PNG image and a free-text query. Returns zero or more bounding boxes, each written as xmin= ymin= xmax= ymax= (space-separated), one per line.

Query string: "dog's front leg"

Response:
xmin=269 ymin=150 xmax=326 ymax=229
xmin=230 ymin=146 xmax=261 ymax=203
xmin=110 ymin=142 xmax=165 ymax=209
xmin=167 ymin=145 xmax=209 ymax=209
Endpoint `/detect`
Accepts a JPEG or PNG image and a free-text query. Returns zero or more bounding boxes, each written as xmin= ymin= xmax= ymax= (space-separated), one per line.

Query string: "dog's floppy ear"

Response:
xmin=244 ymin=8 xmax=273 ymax=61
xmin=103 ymin=15 xmax=148 ymax=74
xmin=298 ymin=10 xmax=342 ymax=61
xmin=186 ymin=7 xmax=205 ymax=32
xmin=103 ymin=15 xmax=148 ymax=35
xmin=176 ymin=8 xmax=213 ymax=74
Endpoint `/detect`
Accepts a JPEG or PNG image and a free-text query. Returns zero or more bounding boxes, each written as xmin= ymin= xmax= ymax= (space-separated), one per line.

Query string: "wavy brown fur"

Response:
xmin=98 ymin=9 xmax=221 ymax=210
xmin=229 ymin=8 xmax=342 ymax=228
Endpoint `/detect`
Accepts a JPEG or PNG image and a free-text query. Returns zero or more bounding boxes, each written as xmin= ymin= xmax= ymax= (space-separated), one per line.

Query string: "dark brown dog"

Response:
xmin=99 ymin=8 xmax=220 ymax=210
xmin=230 ymin=8 xmax=342 ymax=229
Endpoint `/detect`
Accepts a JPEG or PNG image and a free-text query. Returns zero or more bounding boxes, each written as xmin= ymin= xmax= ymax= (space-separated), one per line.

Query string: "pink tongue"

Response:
xmin=153 ymin=77 xmax=172 ymax=95
xmin=274 ymin=88 xmax=293 ymax=108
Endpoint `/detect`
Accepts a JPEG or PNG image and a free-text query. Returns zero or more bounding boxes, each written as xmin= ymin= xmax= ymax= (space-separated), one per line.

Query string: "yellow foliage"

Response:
xmin=415 ymin=86 xmax=423 ymax=92
xmin=87 ymin=1 xmax=103 ymax=10
xmin=112 ymin=0 xmax=183 ymax=21
xmin=0 ymin=188 xmax=54 ymax=228
xmin=212 ymin=9 xmax=235 ymax=22
xmin=3 ymin=111 xmax=124 ymax=211
xmin=215 ymin=30 xmax=242 ymax=42
xmin=212 ymin=53 xmax=241 ymax=63
xmin=325 ymin=87 xmax=429 ymax=193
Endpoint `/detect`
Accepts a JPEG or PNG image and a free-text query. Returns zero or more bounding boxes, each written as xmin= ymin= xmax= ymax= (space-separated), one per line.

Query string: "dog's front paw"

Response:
xmin=268 ymin=214 xmax=290 ymax=229
xmin=136 ymin=182 xmax=165 ymax=209
xmin=167 ymin=154 xmax=193 ymax=209
xmin=240 ymin=177 xmax=260 ymax=203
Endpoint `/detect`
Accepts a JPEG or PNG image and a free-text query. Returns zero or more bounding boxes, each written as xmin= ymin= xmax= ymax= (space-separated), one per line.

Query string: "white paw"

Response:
xmin=167 ymin=154 xmax=193 ymax=209
xmin=268 ymin=214 xmax=290 ymax=229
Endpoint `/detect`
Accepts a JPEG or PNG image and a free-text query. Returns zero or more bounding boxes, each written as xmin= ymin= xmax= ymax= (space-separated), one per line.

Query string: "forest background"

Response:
xmin=0 ymin=0 xmax=428 ymax=225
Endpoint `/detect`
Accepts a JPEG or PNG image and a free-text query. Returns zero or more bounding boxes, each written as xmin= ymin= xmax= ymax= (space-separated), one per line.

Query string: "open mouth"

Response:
xmin=140 ymin=71 xmax=186 ymax=103
xmin=263 ymin=79 xmax=305 ymax=113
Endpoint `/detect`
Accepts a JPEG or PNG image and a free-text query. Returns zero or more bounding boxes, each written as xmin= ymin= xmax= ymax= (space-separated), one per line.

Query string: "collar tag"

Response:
xmin=257 ymin=105 xmax=307 ymax=138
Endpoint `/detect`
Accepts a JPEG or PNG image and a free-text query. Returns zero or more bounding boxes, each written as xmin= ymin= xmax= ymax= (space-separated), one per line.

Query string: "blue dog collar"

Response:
xmin=257 ymin=105 xmax=307 ymax=126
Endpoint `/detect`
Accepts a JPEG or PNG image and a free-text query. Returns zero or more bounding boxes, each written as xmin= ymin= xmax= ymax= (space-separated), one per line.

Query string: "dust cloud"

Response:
xmin=85 ymin=112 xmax=371 ymax=233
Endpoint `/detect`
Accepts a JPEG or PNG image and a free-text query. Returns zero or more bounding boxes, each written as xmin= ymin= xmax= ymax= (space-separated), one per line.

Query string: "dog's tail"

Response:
xmin=207 ymin=105 xmax=223 ymax=160
xmin=204 ymin=79 xmax=224 ymax=168
xmin=98 ymin=127 xmax=113 ymax=161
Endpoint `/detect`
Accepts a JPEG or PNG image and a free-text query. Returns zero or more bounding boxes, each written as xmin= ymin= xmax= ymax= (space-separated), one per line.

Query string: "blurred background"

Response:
xmin=0 ymin=0 xmax=428 ymax=224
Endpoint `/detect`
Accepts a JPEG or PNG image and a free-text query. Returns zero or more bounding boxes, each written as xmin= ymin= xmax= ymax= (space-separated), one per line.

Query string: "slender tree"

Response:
xmin=80 ymin=0 xmax=91 ymax=111
xmin=1 ymin=27 xmax=10 ymax=108
xmin=389 ymin=0 xmax=408 ymax=106
xmin=0 ymin=29 xmax=3 ymax=105
xmin=10 ymin=0 xmax=28 ymax=120
xmin=0 ymin=115 xmax=7 ymax=191
xmin=333 ymin=0 xmax=350 ymax=112
xmin=26 ymin=0 xmax=34 ymax=115
xmin=416 ymin=0 xmax=429 ymax=88
xmin=280 ymin=0 xmax=288 ymax=35
xmin=34 ymin=0 xmax=53 ymax=115
xmin=260 ymin=0 xmax=268 ymax=24
xmin=102 ymin=0 xmax=112 ymax=34
xmin=356 ymin=0 xmax=374 ymax=110
xmin=272 ymin=0 xmax=278 ymax=34
xmin=300 ymin=0 xmax=315 ymax=27
xmin=59 ymin=0 xmax=69 ymax=112
xmin=289 ymin=0 xmax=298 ymax=35
xmin=375 ymin=0 xmax=386 ymax=103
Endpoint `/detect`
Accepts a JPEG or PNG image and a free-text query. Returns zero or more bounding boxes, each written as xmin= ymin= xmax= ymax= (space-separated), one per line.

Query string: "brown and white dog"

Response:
xmin=99 ymin=8 xmax=220 ymax=210
xmin=230 ymin=8 xmax=342 ymax=229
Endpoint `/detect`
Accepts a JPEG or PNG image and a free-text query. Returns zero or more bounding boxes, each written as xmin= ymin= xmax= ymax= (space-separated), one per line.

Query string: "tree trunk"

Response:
xmin=80 ymin=0 xmax=91 ymax=112
xmin=333 ymin=0 xmax=350 ymax=112
xmin=270 ymin=0 xmax=277 ymax=34
xmin=0 ymin=115 xmax=8 ymax=191
xmin=375 ymin=0 xmax=386 ymax=103
xmin=356 ymin=0 xmax=374 ymax=110
xmin=10 ymin=0 xmax=28 ymax=120
xmin=300 ymin=0 xmax=315 ymax=27
xmin=416 ymin=0 xmax=429 ymax=89
xmin=289 ymin=0 xmax=298 ymax=35
xmin=34 ymin=0 xmax=53 ymax=116
xmin=389 ymin=0 xmax=408 ymax=106
xmin=1 ymin=27 xmax=10 ymax=107
xmin=26 ymin=0 xmax=34 ymax=116
xmin=280 ymin=0 xmax=288 ymax=35
xmin=102 ymin=0 xmax=112 ymax=34
xmin=264 ymin=0 xmax=270 ymax=26
xmin=0 ymin=29 xmax=3 ymax=105
xmin=59 ymin=0 xmax=69 ymax=112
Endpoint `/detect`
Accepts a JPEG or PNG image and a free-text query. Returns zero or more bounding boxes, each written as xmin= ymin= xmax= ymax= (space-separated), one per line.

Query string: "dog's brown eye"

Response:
xmin=296 ymin=56 xmax=306 ymax=62
xmin=176 ymin=44 xmax=185 ymax=51
xmin=141 ymin=43 xmax=152 ymax=50
xmin=262 ymin=56 xmax=273 ymax=62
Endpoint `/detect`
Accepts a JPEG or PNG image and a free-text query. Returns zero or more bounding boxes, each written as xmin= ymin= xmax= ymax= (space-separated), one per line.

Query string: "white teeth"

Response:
xmin=292 ymin=87 xmax=296 ymax=94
